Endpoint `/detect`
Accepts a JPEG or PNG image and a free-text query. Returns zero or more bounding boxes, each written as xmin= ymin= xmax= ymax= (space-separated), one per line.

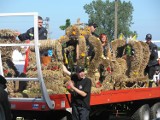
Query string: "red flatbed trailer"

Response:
xmin=90 ymin=87 xmax=160 ymax=105
xmin=10 ymin=87 xmax=160 ymax=111
xmin=10 ymin=87 xmax=160 ymax=120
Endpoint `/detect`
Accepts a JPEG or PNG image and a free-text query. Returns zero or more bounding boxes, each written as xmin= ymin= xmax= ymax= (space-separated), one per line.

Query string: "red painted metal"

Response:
xmin=11 ymin=87 xmax=160 ymax=111
xmin=11 ymin=101 xmax=49 ymax=111
xmin=90 ymin=87 xmax=160 ymax=105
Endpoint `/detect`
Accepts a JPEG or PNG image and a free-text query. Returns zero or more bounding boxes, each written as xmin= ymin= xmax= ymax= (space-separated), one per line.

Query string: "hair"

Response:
xmin=88 ymin=22 xmax=98 ymax=28
xmin=99 ymin=33 xmax=108 ymax=43
xmin=38 ymin=16 xmax=43 ymax=20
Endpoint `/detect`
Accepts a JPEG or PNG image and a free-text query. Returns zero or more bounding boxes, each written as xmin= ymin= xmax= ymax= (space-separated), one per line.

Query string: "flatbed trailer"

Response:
xmin=9 ymin=87 xmax=160 ymax=120
xmin=10 ymin=87 xmax=160 ymax=110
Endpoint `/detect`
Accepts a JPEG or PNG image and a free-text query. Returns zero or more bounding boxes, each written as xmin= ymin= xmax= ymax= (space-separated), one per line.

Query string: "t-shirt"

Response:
xmin=148 ymin=42 xmax=158 ymax=66
xmin=71 ymin=74 xmax=92 ymax=110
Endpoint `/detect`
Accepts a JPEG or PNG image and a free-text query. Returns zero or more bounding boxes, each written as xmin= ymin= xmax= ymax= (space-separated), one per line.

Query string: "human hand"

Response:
xmin=65 ymin=80 xmax=74 ymax=92
xmin=158 ymin=58 xmax=160 ymax=65
xmin=67 ymin=80 xmax=74 ymax=88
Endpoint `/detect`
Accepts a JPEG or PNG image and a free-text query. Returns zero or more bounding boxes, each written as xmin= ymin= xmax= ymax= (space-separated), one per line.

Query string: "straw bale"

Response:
xmin=77 ymin=35 xmax=86 ymax=66
xmin=139 ymin=41 xmax=150 ymax=76
xmin=128 ymin=40 xmax=143 ymax=78
xmin=87 ymin=36 xmax=103 ymax=74
xmin=91 ymin=87 xmax=102 ymax=94
xmin=0 ymin=29 xmax=17 ymax=40
xmin=111 ymin=39 xmax=126 ymax=58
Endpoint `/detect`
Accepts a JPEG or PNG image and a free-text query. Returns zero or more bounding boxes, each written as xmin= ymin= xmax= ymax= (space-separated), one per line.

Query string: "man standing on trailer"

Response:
xmin=16 ymin=16 xmax=49 ymax=57
xmin=86 ymin=22 xmax=99 ymax=62
xmin=16 ymin=16 xmax=48 ymax=41
xmin=88 ymin=22 xmax=99 ymax=37
xmin=67 ymin=66 xmax=92 ymax=120
xmin=145 ymin=33 xmax=159 ymax=87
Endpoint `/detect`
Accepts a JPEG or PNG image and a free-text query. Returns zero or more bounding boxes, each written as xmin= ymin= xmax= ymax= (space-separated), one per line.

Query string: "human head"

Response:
xmin=38 ymin=16 xmax=43 ymax=28
xmin=88 ymin=22 xmax=98 ymax=33
xmin=76 ymin=66 xmax=85 ymax=79
xmin=99 ymin=33 xmax=108 ymax=43
xmin=145 ymin=33 xmax=152 ymax=44
xmin=0 ymin=75 xmax=7 ymax=89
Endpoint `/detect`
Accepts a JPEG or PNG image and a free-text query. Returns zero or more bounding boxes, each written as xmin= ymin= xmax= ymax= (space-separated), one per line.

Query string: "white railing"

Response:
xmin=0 ymin=12 xmax=55 ymax=109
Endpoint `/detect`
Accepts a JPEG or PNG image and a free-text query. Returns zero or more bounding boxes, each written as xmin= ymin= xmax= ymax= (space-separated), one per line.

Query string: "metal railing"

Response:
xmin=0 ymin=12 xmax=55 ymax=109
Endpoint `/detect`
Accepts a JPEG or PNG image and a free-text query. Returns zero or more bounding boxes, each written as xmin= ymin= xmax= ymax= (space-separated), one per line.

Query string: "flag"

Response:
xmin=119 ymin=33 xmax=124 ymax=40
xmin=132 ymin=34 xmax=137 ymax=40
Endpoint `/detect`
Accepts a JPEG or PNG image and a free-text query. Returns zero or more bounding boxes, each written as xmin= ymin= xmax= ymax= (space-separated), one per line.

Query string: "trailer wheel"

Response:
xmin=0 ymin=104 xmax=6 ymax=120
xmin=150 ymin=102 xmax=160 ymax=119
xmin=131 ymin=104 xmax=150 ymax=120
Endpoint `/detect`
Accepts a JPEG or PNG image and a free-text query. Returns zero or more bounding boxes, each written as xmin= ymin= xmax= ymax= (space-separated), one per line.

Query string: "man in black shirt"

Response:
xmin=16 ymin=16 xmax=47 ymax=41
xmin=145 ymin=33 xmax=159 ymax=87
xmin=67 ymin=66 xmax=92 ymax=120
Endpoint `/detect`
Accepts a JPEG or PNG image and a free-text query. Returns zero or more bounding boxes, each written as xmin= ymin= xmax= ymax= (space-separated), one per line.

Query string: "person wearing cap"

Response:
xmin=85 ymin=22 xmax=99 ymax=62
xmin=15 ymin=16 xmax=48 ymax=41
xmin=0 ymin=75 xmax=12 ymax=120
xmin=67 ymin=66 xmax=92 ymax=120
xmin=145 ymin=33 xmax=159 ymax=87
xmin=88 ymin=22 xmax=99 ymax=37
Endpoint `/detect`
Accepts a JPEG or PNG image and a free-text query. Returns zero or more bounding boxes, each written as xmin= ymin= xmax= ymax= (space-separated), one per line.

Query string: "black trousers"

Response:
xmin=145 ymin=65 xmax=158 ymax=80
xmin=72 ymin=105 xmax=89 ymax=120
xmin=145 ymin=64 xmax=159 ymax=87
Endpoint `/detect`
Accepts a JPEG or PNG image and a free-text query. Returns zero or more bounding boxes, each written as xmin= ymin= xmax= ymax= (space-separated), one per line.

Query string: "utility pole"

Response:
xmin=43 ymin=17 xmax=50 ymax=39
xmin=114 ymin=0 xmax=118 ymax=39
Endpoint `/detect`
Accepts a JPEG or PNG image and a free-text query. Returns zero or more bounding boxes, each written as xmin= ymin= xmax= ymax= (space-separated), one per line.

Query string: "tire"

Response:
xmin=131 ymin=104 xmax=150 ymax=120
xmin=0 ymin=104 xmax=6 ymax=120
xmin=151 ymin=102 xmax=160 ymax=119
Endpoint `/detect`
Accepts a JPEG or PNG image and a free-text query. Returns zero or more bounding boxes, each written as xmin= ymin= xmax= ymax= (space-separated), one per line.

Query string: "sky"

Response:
xmin=0 ymin=0 xmax=160 ymax=46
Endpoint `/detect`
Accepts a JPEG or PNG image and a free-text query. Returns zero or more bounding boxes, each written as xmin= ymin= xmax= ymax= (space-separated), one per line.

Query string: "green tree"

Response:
xmin=59 ymin=19 xmax=71 ymax=30
xmin=83 ymin=0 xmax=137 ymax=41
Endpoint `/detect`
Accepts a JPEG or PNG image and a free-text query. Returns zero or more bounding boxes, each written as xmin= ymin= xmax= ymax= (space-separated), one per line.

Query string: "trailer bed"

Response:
xmin=10 ymin=87 xmax=160 ymax=111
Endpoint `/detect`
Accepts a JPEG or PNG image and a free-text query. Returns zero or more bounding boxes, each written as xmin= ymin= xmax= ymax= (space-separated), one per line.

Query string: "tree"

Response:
xmin=59 ymin=19 xmax=71 ymax=30
xmin=83 ymin=0 xmax=137 ymax=41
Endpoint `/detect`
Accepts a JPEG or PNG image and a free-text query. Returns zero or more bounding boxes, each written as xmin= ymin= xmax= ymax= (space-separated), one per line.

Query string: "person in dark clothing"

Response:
xmin=144 ymin=33 xmax=159 ymax=87
xmin=88 ymin=22 xmax=99 ymax=37
xmin=67 ymin=66 xmax=92 ymax=120
xmin=0 ymin=75 xmax=12 ymax=120
xmin=86 ymin=22 xmax=99 ymax=62
xmin=16 ymin=16 xmax=47 ymax=41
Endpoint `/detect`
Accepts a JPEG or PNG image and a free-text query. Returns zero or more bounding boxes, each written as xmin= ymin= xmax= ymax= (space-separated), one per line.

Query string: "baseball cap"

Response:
xmin=88 ymin=22 xmax=98 ymax=28
xmin=76 ymin=66 xmax=85 ymax=73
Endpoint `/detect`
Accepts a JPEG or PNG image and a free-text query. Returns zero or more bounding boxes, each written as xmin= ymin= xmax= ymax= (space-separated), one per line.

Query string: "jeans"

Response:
xmin=72 ymin=105 xmax=89 ymax=120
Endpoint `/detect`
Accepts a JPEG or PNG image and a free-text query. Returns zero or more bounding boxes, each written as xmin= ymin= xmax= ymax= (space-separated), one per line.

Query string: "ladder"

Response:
xmin=0 ymin=12 xmax=55 ymax=109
